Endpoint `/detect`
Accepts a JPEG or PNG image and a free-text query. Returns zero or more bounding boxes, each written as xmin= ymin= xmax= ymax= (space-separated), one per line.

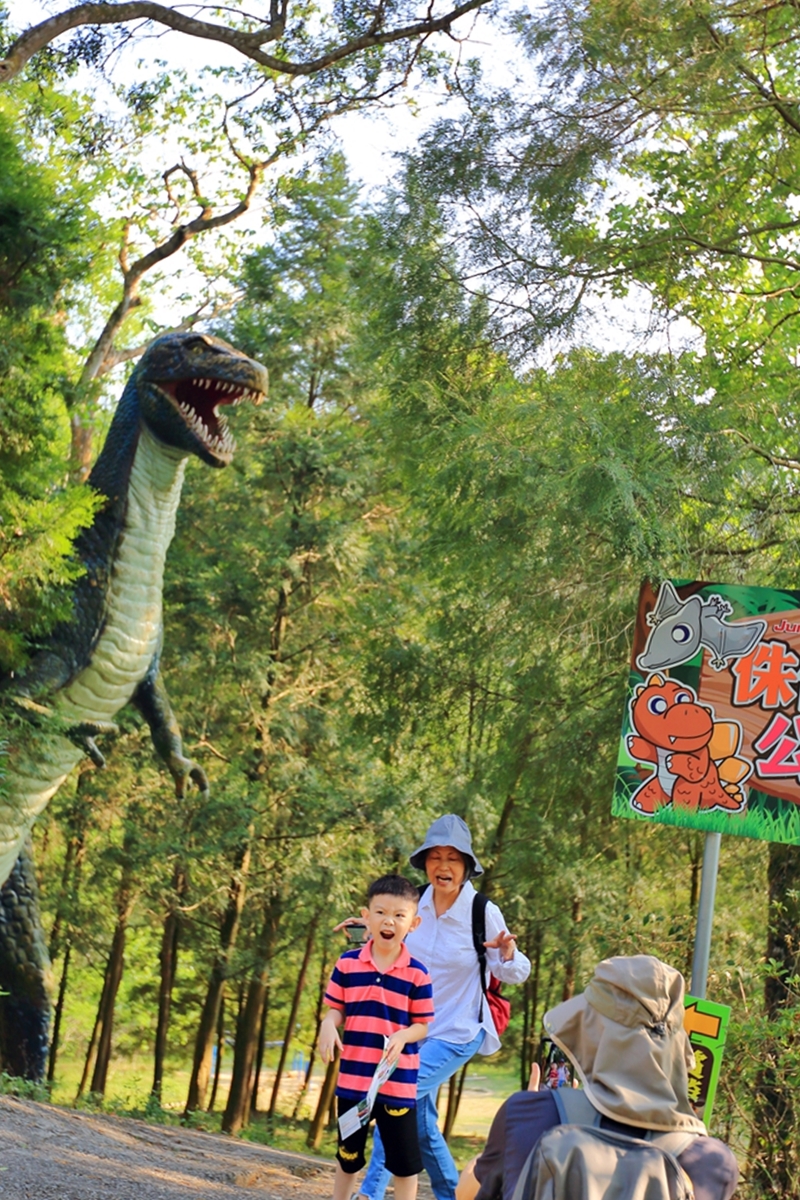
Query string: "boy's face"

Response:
xmin=361 ymin=893 xmax=420 ymax=951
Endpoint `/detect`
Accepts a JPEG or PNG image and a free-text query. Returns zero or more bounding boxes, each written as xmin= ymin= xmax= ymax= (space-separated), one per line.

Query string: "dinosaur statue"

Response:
xmin=0 ymin=331 xmax=268 ymax=1078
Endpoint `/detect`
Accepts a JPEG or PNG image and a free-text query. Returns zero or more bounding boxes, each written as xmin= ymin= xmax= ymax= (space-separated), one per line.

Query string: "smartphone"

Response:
xmin=345 ymin=922 xmax=368 ymax=946
xmin=538 ymin=1037 xmax=575 ymax=1089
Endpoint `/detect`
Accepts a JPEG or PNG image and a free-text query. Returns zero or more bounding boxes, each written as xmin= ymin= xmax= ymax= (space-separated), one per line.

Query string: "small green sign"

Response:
xmin=684 ymin=995 xmax=730 ymax=1125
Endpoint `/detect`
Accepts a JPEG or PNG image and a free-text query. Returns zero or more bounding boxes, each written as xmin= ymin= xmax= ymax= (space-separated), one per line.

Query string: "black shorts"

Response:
xmin=336 ymin=1097 xmax=422 ymax=1178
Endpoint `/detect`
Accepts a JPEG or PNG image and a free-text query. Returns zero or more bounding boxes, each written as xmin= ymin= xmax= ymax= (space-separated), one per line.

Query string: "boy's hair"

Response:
xmin=367 ymin=874 xmax=419 ymax=905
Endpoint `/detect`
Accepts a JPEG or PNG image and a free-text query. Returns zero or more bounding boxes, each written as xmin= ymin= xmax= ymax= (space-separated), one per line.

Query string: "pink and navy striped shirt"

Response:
xmin=325 ymin=941 xmax=434 ymax=1104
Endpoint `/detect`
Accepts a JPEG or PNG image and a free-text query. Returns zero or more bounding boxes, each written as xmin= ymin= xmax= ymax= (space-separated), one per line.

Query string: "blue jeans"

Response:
xmin=359 ymin=1030 xmax=485 ymax=1200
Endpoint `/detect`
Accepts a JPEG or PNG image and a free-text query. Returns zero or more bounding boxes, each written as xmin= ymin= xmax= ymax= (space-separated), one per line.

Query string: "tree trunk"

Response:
xmin=751 ymin=842 xmax=800 ymax=1196
xmin=207 ymin=997 xmax=225 ymax=1113
xmin=292 ymin=944 xmax=330 ymax=1119
xmin=75 ymin=1002 xmax=102 ymax=1101
xmin=89 ymin=865 xmax=134 ymax=1096
xmin=152 ymin=864 xmax=187 ymax=1103
xmin=561 ymin=894 xmax=583 ymax=1002
xmin=222 ymin=893 xmax=282 ymax=1135
xmin=47 ymin=940 xmax=72 ymax=1085
xmin=47 ymin=782 xmax=89 ymax=1082
xmin=250 ymin=984 xmax=270 ymax=1114
xmin=184 ymin=835 xmax=252 ymax=1115
xmin=521 ymin=926 xmax=542 ymax=1090
xmin=481 ymin=733 xmax=533 ymax=896
xmin=308 ymin=1054 xmax=339 ymax=1149
xmin=268 ymin=913 xmax=318 ymax=1119
xmin=442 ymin=1062 xmax=468 ymax=1142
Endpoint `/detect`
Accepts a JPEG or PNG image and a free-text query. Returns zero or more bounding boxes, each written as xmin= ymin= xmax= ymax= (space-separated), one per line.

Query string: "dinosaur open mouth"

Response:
xmin=161 ymin=376 xmax=265 ymax=459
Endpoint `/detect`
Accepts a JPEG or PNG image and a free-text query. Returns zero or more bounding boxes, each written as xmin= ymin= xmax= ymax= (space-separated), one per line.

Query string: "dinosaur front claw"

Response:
xmin=65 ymin=722 xmax=120 ymax=767
xmin=8 ymin=698 xmax=119 ymax=767
xmin=170 ymin=754 xmax=209 ymax=798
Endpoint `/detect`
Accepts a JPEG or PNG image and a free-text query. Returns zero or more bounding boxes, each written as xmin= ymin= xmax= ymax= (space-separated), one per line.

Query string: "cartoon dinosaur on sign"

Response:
xmin=637 ymin=581 xmax=766 ymax=673
xmin=627 ymin=675 xmax=751 ymax=815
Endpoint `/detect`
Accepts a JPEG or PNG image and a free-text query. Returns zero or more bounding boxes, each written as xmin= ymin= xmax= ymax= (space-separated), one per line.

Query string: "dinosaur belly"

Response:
xmin=0 ymin=428 xmax=187 ymax=884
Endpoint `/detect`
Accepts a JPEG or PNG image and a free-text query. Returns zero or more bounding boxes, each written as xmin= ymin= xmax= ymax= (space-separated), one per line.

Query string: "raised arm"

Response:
xmin=483 ymin=900 xmax=531 ymax=984
xmin=131 ymin=644 xmax=208 ymax=797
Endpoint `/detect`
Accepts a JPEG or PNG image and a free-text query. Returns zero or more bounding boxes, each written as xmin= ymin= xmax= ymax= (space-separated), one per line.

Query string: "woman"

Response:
xmin=356 ymin=813 xmax=531 ymax=1200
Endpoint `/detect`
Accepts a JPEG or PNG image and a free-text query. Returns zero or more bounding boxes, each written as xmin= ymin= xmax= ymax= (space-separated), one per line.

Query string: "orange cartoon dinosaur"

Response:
xmin=628 ymin=675 xmax=750 ymax=814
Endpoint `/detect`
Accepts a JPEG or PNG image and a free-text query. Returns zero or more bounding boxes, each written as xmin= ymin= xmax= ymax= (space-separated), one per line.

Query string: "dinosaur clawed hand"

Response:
xmin=65 ymin=721 xmax=120 ymax=767
xmin=168 ymin=752 xmax=210 ymax=798
xmin=7 ymin=696 xmax=119 ymax=767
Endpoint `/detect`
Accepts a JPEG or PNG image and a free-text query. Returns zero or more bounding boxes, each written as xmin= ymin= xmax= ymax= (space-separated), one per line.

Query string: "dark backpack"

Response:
xmin=418 ymin=884 xmax=511 ymax=1035
xmin=511 ymin=1089 xmax=697 ymax=1200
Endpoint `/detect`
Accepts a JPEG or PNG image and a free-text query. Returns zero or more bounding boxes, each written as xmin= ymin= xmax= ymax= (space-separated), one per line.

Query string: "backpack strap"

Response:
xmin=551 ymin=1086 xmax=600 ymax=1127
xmin=648 ymin=1130 xmax=699 ymax=1158
xmin=471 ymin=890 xmax=490 ymax=1023
xmin=553 ymin=1087 xmax=698 ymax=1158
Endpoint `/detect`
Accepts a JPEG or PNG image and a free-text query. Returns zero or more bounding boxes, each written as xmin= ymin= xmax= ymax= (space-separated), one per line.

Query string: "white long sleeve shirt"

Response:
xmin=405 ymin=880 xmax=531 ymax=1056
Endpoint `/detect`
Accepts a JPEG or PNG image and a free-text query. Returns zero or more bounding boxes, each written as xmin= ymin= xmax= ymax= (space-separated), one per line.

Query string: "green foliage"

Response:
xmin=0 ymin=1071 xmax=51 ymax=1101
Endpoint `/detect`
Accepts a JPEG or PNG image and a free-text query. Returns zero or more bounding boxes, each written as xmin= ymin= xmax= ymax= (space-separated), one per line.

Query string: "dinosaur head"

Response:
xmin=630 ymin=675 xmax=714 ymax=753
xmin=134 ymin=332 xmax=268 ymax=467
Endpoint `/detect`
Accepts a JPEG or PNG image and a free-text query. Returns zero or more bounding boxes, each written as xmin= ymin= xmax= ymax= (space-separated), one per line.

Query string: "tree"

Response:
xmin=0 ymin=91 xmax=102 ymax=667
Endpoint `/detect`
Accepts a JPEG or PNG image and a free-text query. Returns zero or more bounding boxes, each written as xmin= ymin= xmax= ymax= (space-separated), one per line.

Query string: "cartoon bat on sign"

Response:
xmin=637 ymin=582 xmax=766 ymax=673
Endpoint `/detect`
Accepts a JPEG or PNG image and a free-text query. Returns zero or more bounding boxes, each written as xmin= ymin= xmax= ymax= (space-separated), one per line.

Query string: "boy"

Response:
xmin=320 ymin=874 xmax=434 ymax=1200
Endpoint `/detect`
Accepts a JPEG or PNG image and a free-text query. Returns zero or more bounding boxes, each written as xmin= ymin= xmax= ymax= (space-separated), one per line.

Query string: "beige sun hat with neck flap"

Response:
xmin=543 ymin=954 xmax=707 ymax=1135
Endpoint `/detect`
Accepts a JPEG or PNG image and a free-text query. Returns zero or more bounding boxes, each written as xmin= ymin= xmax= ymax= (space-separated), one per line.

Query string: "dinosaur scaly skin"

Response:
xmin=0 ymin=332 xmax=268 ymax=1078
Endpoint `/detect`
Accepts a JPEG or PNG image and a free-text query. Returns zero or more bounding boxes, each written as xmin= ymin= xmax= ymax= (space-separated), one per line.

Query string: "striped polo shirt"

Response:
xmin=325 ymin=941 xmax=434 ymax=1104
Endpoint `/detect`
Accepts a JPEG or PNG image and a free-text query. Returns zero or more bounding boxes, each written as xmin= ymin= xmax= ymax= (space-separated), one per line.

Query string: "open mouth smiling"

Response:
xmin=160 ymin=375 xmax=265 ymax=461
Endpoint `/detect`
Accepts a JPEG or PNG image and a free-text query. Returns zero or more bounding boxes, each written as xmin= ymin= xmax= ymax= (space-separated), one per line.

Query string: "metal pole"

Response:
xmin=690 ymin=831 xmax=721 ymax=999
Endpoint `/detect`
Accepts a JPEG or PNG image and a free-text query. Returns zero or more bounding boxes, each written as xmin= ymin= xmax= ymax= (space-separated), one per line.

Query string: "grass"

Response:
xmin=613 ymin=771 xmax=800 ymax=844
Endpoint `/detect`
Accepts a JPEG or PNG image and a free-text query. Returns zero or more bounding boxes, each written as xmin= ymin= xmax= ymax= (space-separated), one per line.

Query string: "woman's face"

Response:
xmin=425 ymin=845 xmax=468 ymax=898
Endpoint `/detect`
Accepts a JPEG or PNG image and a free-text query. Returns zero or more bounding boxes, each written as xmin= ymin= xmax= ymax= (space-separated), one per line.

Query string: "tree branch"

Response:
xmin=0 ymin=0 xmax=490 ymax=83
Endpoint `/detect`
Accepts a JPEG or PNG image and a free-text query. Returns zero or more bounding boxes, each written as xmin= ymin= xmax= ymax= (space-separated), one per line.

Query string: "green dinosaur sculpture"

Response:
xmin=0 ymin=331 xmax=268 ymax=1078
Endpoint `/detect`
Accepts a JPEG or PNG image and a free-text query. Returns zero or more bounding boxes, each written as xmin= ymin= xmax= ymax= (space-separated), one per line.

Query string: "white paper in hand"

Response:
xmin=338 ymin=1101 xmax=367 ymax=1140
xmin=337 ymin=1036 xmax=397 ymax=1141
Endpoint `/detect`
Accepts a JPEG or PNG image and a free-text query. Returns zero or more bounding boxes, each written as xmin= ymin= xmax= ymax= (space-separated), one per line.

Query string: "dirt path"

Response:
xmin=0 ymin=1096 xmax=436 ymax=1200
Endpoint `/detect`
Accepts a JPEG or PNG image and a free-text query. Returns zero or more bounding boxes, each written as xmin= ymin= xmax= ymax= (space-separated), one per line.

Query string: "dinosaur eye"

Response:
xmin=675 ymin=691 xmax=693 ymax=705
xmin=671 ymin=624 xmax=692 ymax=644
xmin=648 ymin=696 xmax=669 ymax=715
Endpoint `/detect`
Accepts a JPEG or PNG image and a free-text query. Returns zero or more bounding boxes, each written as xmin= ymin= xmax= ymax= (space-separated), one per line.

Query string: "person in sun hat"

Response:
xmin=349 ymin=814 xmax=531 ymax=1200
xmin=459 ymin=955 xmax=738 ymax=1200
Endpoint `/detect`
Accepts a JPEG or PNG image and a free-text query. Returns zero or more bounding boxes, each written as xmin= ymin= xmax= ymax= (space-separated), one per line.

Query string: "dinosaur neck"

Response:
xmin=56 ymin=425 xmax=187 ymax=725
xmin=125 ymin=423 xmax=188 ymax=554
xmin=44 ymin=389 xmax=188 ymax=693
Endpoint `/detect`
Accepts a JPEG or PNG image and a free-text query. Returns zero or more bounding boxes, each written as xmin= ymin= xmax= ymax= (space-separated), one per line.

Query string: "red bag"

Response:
xmin=486 ymin=973 xmax=511 ymax=1035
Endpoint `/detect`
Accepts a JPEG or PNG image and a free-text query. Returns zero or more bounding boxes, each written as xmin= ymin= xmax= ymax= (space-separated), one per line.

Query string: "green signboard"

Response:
xmin=614 ymin=580 xmax=800 ymax=843
xmin=684 ymin=995 xmax=730 ymax=1125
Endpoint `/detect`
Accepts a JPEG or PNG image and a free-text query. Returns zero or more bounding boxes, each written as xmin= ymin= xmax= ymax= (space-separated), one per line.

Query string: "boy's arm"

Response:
xmin=319 ymin=1006 xmax=344 ymax=1064
xmin=384 ymin=1021 xmax=429 ymax=1066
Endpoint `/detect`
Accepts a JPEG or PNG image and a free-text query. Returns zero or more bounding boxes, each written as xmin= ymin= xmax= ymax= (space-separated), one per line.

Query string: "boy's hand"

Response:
xmin=319 ymin=1015 xmax=343 ymax=1065
xmin=384 ymin=1030 xmax=408 ymax=1067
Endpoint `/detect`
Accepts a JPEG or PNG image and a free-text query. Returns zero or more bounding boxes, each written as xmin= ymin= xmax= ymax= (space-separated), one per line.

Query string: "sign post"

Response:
xmin=690 ymin=832 xmax=721 ymax=999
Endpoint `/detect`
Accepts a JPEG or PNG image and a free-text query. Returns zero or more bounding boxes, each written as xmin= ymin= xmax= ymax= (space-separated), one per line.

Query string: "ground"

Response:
xmin=0 ymin=1096 xmax=438 ymax=1200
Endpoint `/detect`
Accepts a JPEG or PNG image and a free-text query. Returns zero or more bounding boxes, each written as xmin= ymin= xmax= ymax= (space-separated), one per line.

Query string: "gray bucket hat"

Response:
xmin=408 ymin=813 xmax=484 ymax=877
xmin=544 ymin=955 xmax=706 ymax=1134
